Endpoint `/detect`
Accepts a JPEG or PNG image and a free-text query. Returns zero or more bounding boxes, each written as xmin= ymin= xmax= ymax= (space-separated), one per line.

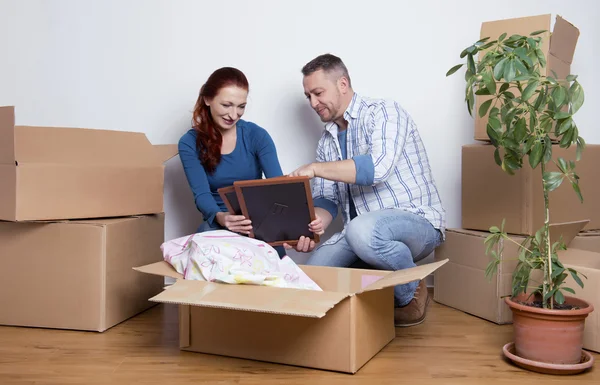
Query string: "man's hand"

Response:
xmin=282 ymin=208 xmax=331 ymax=253
xmin=289 ymin=163 xmax=316 ymax=179
xmin=215 ymin=212 xmax=252 ymax=234
xmin=283 ymin=236 xmax=316 ymax=253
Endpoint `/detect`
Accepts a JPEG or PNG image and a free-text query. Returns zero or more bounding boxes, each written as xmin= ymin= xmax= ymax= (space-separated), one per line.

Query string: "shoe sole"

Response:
xmin=394 ymin=294 xmax=431 ymax=328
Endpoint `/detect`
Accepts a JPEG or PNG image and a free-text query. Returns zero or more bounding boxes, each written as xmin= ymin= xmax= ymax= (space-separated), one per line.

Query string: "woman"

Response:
xmin=179 ymin=67 xmax=284 ymax=236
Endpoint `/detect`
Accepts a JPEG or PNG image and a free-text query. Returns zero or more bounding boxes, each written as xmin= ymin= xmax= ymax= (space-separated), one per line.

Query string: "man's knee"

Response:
xmin=345 ymin=215 xmax=376 ymax=252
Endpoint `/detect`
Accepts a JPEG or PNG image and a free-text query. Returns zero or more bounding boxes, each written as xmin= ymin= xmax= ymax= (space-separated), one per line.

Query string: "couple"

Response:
xmin=178 ymin=53 xmax=446 ymax=327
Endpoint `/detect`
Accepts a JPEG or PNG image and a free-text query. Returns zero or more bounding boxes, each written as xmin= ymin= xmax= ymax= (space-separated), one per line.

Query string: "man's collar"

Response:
xmin=325 ymin=92 xmax=361 ymax=134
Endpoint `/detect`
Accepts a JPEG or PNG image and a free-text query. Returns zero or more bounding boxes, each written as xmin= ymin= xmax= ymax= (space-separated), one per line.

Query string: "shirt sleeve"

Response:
xmin=312 ymin=137 xmax=339 ymax=220
xmin=178 ymin=133 xmax=222 ymax=226
xmin=356 ymin=102 xmax=410 ymax=185
xmin=251 ymin=124 xmax=284 ymax=178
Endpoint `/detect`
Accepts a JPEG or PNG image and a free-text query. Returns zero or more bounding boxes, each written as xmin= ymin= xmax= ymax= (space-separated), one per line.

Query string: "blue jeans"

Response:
xmin=196 ymin=221 xmax=287 ymax=259
xmin=306 ymin=209 xmax=443 ymax=306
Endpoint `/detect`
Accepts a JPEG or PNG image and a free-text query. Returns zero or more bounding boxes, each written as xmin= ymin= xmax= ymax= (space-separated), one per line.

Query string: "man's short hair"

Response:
xmin=301 ymin=53 xmax=352 ymax=87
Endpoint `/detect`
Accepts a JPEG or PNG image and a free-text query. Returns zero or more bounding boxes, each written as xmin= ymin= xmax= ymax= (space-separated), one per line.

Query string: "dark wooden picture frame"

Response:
xmin=217 ymin=185 xmax=242 ymax=215
xmin=230 ymin=176 xmax=319 ymax=247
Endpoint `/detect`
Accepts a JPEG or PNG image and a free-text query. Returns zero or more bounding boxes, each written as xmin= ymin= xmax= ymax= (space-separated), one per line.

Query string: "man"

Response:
xmin=286 ymin=53 xmax=446 ymax=327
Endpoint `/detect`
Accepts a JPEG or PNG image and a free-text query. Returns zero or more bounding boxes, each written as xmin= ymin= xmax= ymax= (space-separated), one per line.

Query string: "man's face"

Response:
xmin=303 ymin=69 xmax=344 ymax=123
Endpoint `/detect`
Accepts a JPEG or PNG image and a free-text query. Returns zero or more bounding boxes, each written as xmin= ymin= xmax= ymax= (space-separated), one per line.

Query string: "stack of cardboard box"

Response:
xmin=0 ymin=105 xmax=178 ymax=332
xmin=433 ymin=14 xmax=600 ymax=354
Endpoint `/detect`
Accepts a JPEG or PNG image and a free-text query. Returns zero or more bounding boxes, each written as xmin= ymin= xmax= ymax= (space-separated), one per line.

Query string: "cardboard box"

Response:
xmin=0 ymin=214 xmax=165 ymax=332
xmin=474 ymin=14 xmax=579 ymax=141
xmin=0 ymin=106 xmax=178 ymax=221
xmin=461 ymin=143 xmax=600 ymax=235
xmin=134 ymin=259 xmax=448 ymax=373
xmin=433 ymin=228 xmax=518 ymax=324
xmin=434 ymin=222 xmax=600 ymax=353
xmin=562 ymin=230 xmax=600 ymax=353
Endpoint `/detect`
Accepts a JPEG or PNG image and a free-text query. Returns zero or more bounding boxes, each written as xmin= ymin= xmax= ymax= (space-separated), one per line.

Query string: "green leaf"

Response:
xmin=515 ymin=47 xmax=534 ymax=68
xmin=533 ymin=88 xmax=546 ymax=111
xmin=543 ymin=171 xmax=564 ymax=192
xmin=504 ymin=91 xmax=516 ymax=100
xmin=572 ymin=180 xmax=583 ymax=203
xmin=475 ymin=88 xmax=492 ymax=96
xmin=483 ymin=72 xmax=496 ymax=94
xmin=487 ymin=123 xmax=501 ymax=145
xmin=488 ymin=116 xmax=502 ymax=131
xmin=536 ymin=48 xmax=547 ymax=68
xmin=513 ymin=59 xmax=529 ymax=76
xmin=554 ymin=290 xmax=565 ymax=305
xmin=543 ymin=136 xmax=553 ymax=163
xmin=493 ymin=58 xmax=508 ymax=81
xmin=479 ymin=99 xmax=493 ymax=118
xmin=489 ymin=107 xmax=500 ymax=118
xmin=554 ymin=111 xmax=571 ymax=120
xmin=521 ymin=80 xmax=539 ymax=102
xmin=566 ymin=74 xmax=578 ymax=81
xmin=480 ymin=41 xmax=497 ymax=50
xmin=499 ymin=83 xmax=510 ymax=94
xmin=530 ymin=30 xmax=547 ymax=36
xmin=499 ymin=33 xmax=507 ymax=42
xmin=570 ymin=82 xmax=585 ymax=114
xmin=576 ymin=136 xmax=586 ymax=161
xmin=446 ymin=64 xmax=464 ymax=77
xmin=467 ymin=54 xmax=476 ymax=75
xmin=494 ymin=148 xmax=502 ymax=166
xmin=563 ymin=287 xmax=576 ymax=294
xmin=557 ymin=157 xmax=568 ymax=173
xmin=504 ymin=60 xmax=516 ymax=82
xmin=569 ymin=269 xmax=585 ymax=288
xmin=559 ymin=117 xmax=573 ymax=135
xmin=514 ymin=118 xmax=527 ymax=142
xmin=529 ymin=142 xmax=543 ymax=169
xmin=554 ymin=86 xmax=566 ymax=108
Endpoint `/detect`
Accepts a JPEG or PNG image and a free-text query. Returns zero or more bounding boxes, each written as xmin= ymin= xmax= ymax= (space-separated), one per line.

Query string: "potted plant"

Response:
xmin=446 ymin=29 xmax=594 ymax=373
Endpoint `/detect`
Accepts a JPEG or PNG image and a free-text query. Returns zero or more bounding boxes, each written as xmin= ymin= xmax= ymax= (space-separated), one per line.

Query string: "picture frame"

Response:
xmin=219 ymin=176 xmax=319 ymax=247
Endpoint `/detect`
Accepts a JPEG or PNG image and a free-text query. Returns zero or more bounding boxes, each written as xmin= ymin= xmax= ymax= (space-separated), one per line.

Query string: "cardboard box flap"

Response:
xmin=550 ymin=15 xmax=579 ymax=64
xmin=13 ymin=125 xmax=161 ymax=166
xmin=480 ymin=14 xmax=550 ymax=50
xmin=0 ymin=106 xmax=15 ymax=165
xmin=154 ymin=144 xmax=179 ymax=163
xmin=150 ymin=279 xmax=349 ymax=318
xmin=549 ymin=220 xmax=589 ymax=247
xmin=359 ymin=259 xmax=448 ymax=293
xmin=133 ymin=261 xmax=184 ymax=280
xmin=560 ymin=248 xmax=600 ymax=269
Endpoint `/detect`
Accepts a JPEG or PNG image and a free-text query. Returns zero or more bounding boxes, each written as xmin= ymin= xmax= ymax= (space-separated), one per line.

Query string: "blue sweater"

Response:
xmin=178 ymin=119 xmax=284 ymax=226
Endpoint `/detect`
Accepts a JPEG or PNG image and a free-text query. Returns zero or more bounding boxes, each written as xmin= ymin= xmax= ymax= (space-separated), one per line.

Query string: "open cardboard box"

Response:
xmin=474 ymin=14 xmax=579 ymax=141
xmin=0 ymin=105 xmax=178 ymax=221
xmin=434 ymin=220 xmax=600 ymax=353
xmin=134 ymin=258 xmax=449 ymax=373
xmin=462 ymin=143 xmax=600 ymax=235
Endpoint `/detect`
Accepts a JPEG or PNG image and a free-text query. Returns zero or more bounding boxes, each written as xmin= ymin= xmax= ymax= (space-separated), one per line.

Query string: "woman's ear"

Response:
xmin=203 ymin=96 xmax=211 ymax=107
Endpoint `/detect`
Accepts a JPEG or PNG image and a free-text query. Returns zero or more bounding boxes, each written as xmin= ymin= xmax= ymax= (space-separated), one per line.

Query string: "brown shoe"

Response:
xmin=394 ymin=279 xmax=430 ymax=327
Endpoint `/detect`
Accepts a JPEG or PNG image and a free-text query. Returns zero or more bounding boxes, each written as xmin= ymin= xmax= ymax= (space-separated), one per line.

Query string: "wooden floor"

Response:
xmin=0 ymin=297 xmax=597 ymax=385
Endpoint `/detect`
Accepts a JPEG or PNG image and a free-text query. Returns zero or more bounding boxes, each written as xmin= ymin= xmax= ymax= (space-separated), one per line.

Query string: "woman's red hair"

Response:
xmin=192 ymin=67 xmax=249 ymax=174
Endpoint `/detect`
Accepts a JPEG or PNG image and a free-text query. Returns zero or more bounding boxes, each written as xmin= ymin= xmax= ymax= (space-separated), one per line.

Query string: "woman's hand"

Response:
xmin=215 ymin=212 xmax=253 ymax=234
xmin=308 ymin=216 xmax=325 ymax=235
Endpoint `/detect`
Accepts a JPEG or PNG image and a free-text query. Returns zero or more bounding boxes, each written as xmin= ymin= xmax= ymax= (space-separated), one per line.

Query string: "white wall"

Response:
xmin=1 ymin=0 xmax=599 ymax=266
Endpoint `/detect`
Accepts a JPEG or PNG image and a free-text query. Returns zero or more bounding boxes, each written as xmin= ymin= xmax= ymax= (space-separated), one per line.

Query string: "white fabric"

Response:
xmin=161 ymin=230 xmax=322 ymax=291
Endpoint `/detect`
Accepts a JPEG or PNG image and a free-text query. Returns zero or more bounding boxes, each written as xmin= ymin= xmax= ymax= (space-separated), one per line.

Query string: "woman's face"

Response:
xmin=205 ymin=85 xmax=248 ymax=131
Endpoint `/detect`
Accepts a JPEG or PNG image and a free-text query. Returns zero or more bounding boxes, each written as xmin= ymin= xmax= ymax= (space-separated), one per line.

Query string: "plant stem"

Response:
xmin=541 ymin=160 xmax=553 ymax=310
xmin=503 ymin=235 xmax=533 ymax=255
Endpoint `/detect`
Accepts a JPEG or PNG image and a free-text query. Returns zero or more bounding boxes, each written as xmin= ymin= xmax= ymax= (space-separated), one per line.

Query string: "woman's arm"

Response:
xmin=178 ymin=134 xmax=222 ymax=226
xmin=252 ymin=124 xmax=284 ymax=178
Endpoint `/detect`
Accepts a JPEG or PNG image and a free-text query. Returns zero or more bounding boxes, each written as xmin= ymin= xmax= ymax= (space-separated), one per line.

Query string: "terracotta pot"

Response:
xmin=505 ymin=293 xmax=594 ymax=365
